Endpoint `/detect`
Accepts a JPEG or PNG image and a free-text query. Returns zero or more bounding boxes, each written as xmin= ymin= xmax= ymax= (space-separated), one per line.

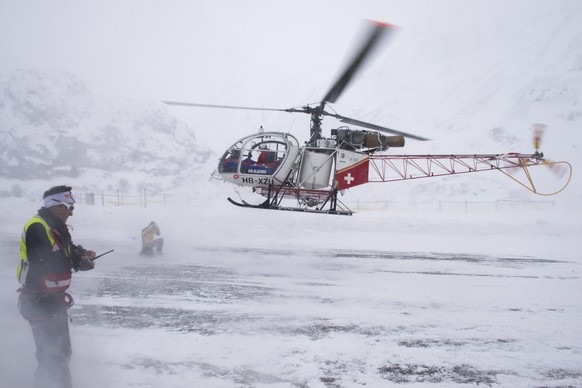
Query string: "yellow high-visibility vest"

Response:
xmin=17 ymin=215 xmax=72 ymax=289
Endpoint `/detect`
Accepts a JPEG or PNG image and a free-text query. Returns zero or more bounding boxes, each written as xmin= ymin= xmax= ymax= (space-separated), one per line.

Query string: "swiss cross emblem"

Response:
xmin=344 ymin=173 xmax=355 ymax=185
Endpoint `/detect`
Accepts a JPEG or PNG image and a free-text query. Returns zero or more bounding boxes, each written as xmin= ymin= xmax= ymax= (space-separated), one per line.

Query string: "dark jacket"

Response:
xmin=22 ymin=207 xmax=85 ymax=293
xmin=19 ymin=208 xmax=87 ymax=320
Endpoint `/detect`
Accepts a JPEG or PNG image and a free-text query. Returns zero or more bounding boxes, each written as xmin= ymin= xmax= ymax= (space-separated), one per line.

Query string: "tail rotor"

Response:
xmin=533 ymin=123 xmax=570 ymax=179
xmin=499 ymin=123 xmax=572 ymax=195
xmin=533 ymin=122 xmax=544 ymax=153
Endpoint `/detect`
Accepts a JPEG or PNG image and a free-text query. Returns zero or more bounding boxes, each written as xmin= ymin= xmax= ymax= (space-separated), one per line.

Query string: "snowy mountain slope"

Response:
xmin=161 ymin=2 xmax=582 ymax=204
xmin=0 ymin=2 xmax=580 ymax=206
xmin=348 ymin=3 xmax=582 ymax=204
xmin=0 ymin=69 xmax=214 ymax=197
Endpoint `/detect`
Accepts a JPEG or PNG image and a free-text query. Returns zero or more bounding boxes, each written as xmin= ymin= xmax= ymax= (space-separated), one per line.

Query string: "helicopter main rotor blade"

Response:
xmin=162 ymin=101 xmax=293 ymax=113
xmin=322 ymin=21 xmax=397 ymax=104
xmin=336 ymin=116 xmax=430 ymax=141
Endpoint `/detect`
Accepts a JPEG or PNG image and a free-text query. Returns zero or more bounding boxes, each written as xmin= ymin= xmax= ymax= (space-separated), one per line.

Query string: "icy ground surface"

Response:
xmin=1 ymin=198 xmax=581 ymax=387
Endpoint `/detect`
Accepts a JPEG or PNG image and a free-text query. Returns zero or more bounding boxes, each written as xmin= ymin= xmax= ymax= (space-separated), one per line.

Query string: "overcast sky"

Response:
xmin=1 ymin=0 xmax=390 ymax=101
xmin=1 ymin=0 xmax=557 ymax=103
xmin=2 ymin=0 xmax=581 ymax=162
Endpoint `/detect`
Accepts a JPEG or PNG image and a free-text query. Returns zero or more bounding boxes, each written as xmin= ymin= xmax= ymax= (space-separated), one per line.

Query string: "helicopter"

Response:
xmin=164 ymin=21 xmax=572 ymax=215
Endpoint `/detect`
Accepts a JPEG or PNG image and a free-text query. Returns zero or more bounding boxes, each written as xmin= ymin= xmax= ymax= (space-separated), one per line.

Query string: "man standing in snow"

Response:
xmin=17 ymin=185 xmax=96 ymax=388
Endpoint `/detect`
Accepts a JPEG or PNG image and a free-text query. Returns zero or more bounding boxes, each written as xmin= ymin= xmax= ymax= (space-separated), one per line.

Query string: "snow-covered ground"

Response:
xmin=1 ymin=197 xmax=580 ymax=387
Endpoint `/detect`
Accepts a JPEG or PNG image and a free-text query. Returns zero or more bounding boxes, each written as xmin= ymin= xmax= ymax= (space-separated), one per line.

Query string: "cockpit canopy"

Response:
xmin=218 ymin=132 xmax=300 ymax=179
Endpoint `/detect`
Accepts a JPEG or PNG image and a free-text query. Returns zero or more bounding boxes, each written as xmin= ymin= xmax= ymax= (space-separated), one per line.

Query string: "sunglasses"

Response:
xmin=51 ymin=199 xmax=75 ymax=211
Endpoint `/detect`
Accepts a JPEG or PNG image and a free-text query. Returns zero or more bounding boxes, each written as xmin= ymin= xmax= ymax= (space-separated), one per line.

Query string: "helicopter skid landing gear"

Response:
xmin=227 ymin=187 xmax=353 ymax=216
xmin=227 ymin=197 xmax=353 ymax=215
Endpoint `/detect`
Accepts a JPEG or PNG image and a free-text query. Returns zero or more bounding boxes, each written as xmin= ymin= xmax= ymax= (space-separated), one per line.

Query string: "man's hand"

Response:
xmin=79 ymin=250 xmax=96 ymax=271
xmin=79 ymin=257 xmax=95 ymax=271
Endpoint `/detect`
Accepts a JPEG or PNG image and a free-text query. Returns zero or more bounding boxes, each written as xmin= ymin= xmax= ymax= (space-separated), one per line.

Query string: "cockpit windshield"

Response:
xmin=218 ymin=133 xmax=297 ymax=176
xmin=240 ymin=144 xmax=285 ymax=175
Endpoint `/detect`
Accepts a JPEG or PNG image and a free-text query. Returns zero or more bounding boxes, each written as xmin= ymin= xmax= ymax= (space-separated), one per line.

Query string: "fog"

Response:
xmin=3 ymin=0 xmax=582 ymax=154
xmin=1 ymin=0 xmax=582 ymax=386
xmin=1 ymin=197 xmax=581 ymax=386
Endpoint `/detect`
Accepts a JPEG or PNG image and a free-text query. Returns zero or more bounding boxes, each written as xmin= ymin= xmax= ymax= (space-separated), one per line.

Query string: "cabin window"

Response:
xmin=219 ymin=148 xmax=241 ymax=173
xmin=241 ymin=141 xmax=286 ymax=175
xmin=219 ymin=133 xmax=298 ymax=176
